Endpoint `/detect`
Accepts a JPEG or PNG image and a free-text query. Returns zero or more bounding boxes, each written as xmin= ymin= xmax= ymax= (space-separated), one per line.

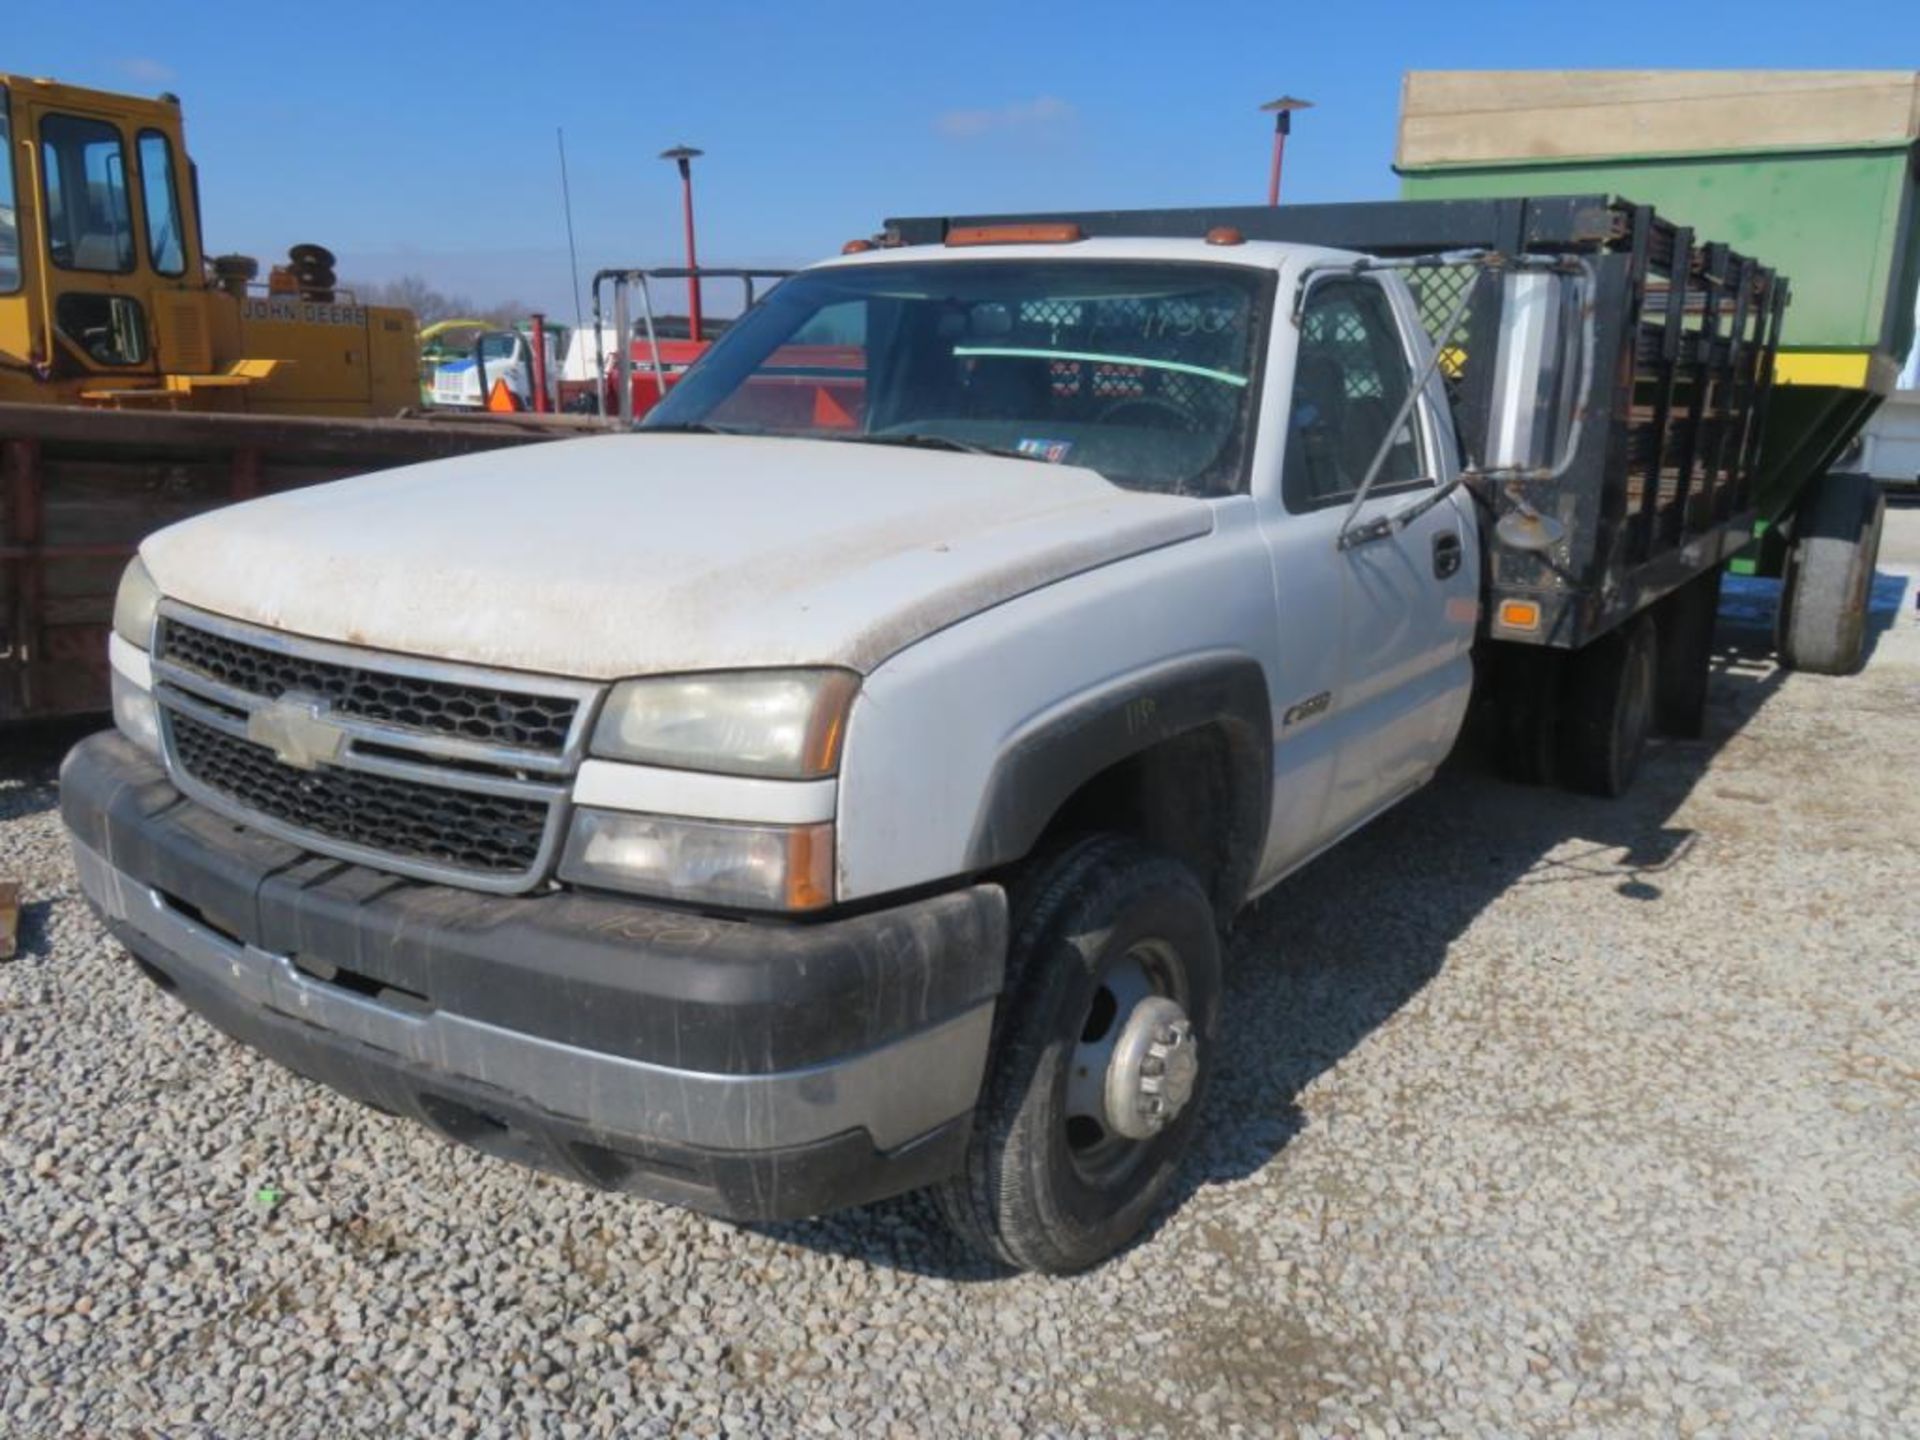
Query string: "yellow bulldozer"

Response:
xmin=2 ymin=72 xmax=587 ymax=723
xmin=1 ymin=72 xmax=417 ymax=413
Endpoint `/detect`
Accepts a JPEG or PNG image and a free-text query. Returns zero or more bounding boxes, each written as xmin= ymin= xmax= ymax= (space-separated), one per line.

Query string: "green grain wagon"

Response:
xmin=1399 ymin=70 xmax=1920 ymax=673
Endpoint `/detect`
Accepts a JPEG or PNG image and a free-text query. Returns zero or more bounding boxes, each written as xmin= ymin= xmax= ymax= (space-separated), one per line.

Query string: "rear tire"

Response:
xmin=1488 ymin=645 xmax=1565 ymax=787
xmin=1559 ymin=615 xmax=1658 ymax=797
xmin=1778 ymin=471 xmax=1885 ymax=676
xmin=1654 ymin=565 xmax=1723 ymax=739
xmin=934 ymin=835 xmax=1220 ymax=1274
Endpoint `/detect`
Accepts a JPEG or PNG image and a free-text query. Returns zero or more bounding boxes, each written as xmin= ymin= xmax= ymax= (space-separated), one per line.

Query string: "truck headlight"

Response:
xmin=590 ymin=669 xmax=859 ymax=779
xmin=559 ymin=809 xmax=834 ymax=911
xmin=113 ymin=556 xmax=160 ymax=651
xmin=109 ymin=557 xmax=163 ymax=759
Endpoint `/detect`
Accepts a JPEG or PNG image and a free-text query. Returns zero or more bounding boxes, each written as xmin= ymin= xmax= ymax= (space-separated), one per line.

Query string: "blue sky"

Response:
xmin=11 ymin=0 xmax=1918 ymax=320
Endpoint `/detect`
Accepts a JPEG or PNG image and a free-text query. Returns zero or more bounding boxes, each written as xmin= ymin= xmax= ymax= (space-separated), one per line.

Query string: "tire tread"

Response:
xmin=933 ymin=835 xmax=1217 ymax=1273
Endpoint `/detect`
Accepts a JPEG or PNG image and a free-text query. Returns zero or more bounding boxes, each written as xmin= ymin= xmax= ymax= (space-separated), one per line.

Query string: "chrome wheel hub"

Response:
xmin=1104 ymin=996 xmax=1198 ymax=1140
xmin=1064 ymin=941 xmax=1200 ymax=1177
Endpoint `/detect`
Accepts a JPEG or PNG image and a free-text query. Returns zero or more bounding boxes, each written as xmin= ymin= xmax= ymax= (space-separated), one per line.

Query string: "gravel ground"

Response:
xmin=3 ymin=535 xmax=1917 ymax=1438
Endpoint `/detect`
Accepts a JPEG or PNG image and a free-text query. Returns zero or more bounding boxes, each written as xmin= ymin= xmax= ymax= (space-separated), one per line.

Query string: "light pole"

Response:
xmin=1260 ymin=97 xmax=1313 ymax=206
xmin=660 ymin=144 xmax=704 ymax=342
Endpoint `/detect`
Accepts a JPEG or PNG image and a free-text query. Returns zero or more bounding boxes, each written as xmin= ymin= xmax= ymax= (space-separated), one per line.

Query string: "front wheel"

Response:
xmin=934 ymin=835 xmax=1221 ymax=1273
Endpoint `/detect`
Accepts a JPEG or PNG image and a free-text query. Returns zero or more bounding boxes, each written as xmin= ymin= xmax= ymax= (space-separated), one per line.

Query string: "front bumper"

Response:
xmin=62 ymin=732 xmax=1007 ymax=1220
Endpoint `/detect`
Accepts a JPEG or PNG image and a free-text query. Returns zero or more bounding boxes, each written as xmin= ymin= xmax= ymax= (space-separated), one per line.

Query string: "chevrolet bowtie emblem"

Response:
xmin=246 ymin=694 xmax=348 ymax=771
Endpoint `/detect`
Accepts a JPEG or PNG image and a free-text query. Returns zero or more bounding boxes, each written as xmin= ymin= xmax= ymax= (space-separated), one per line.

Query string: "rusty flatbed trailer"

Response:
xmin=1 ymin=405 xmax=596 ymax=722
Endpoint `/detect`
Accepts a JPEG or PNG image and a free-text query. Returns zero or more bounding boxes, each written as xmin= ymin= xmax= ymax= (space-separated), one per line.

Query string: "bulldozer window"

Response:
xmin=0 ymin=87 xmax=18 ymax=293
xmin=54 ymin=292 xmax=149 ymax=367
xmin=137 ymin=130 xmax=186 ymax=277
xmin=40 ymin=113 xmax=136 ymax=274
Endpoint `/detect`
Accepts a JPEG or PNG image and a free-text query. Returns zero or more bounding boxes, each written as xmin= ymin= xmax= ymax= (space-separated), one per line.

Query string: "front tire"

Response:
xmin=935 ymin=835 xmax=1221 ymax=1274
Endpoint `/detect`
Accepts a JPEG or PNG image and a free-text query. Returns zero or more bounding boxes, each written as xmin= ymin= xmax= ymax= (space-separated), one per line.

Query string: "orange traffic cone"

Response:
xmin=487 ymin=378 xmax=523 ymax=412
xmin=812 ymin=385 xmax=857 ymax=430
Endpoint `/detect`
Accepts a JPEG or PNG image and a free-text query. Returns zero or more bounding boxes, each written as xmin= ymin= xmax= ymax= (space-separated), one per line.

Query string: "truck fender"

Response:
xmin=963 ymin=652 xmax=1272 ymax=909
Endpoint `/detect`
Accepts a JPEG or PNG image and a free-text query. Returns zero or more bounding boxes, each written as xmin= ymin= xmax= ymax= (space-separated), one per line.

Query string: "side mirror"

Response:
xmin=1483 ymin=268 xmax=1587 ymax=478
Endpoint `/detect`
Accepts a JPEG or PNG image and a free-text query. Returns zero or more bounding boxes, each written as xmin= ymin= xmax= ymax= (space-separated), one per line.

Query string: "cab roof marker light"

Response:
xmin=945 ymin=223 xmax=1083 ymax=247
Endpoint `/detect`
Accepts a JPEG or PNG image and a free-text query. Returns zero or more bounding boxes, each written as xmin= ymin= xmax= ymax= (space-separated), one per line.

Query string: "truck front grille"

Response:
xmin=150 ymin=606 xmax=598 ymax=894
xmin=171 ymin=713 xmax=551 ymax=877
xmin=157 ymin=617 xmax=579 ymax=756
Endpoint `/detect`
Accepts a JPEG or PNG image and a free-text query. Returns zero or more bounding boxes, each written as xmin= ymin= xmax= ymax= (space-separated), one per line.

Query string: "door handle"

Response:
xmin=1432 ymin=531 xmax=1462 ymax=579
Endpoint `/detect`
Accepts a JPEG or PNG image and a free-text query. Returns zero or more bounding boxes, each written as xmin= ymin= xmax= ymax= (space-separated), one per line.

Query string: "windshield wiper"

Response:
xmin=642 ymin=425 xmax=1046 ymax=463
xmin=834 ymin=432 xmax=1047 ymax=463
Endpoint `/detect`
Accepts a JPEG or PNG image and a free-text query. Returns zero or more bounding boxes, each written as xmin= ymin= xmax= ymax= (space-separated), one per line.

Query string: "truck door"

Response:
xmin=1269 ymin=273 xmax=1475 ymax=844
xmin=35 ymin=110 xmax=155 ymax=375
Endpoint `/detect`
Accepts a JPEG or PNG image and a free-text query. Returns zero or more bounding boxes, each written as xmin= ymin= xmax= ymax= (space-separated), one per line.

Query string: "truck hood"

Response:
xmin=141 ymin=433 xmax=1213 ymax=678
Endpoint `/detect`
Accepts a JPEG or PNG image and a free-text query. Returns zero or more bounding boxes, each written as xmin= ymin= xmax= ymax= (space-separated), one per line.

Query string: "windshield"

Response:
xmin=644 ymin=259 xmax=1271 ymax=496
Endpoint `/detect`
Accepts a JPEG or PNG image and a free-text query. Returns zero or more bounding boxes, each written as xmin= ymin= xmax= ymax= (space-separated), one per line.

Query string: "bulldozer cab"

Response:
xmin=1 ymin=72 xmax=417 ymax=414
xmin=0 ymin=75 xmax=200 ymax=394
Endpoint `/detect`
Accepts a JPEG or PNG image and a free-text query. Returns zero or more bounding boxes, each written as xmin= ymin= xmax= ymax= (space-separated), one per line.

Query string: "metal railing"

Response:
xmin=587 ymin=267 xmax=793 ymax=422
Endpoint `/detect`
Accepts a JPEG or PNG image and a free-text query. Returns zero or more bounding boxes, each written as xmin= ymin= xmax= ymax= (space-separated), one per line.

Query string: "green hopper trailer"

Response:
xmin=1399 ymin=70 xmax=1920 ymax=673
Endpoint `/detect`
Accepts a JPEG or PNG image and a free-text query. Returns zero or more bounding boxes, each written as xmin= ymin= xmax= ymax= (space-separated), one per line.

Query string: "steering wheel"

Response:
xmin=1097 ymin=396 xmax=1202 ymax=433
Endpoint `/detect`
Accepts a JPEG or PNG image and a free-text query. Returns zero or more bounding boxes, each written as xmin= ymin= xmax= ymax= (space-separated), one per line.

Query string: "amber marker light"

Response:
xmin=800 ymin=671 xmax=861 ymax=778
xmin=1498 ymin=599 xmax=1543 ymax=632
xmin=946 ymin=223 xmax=1083 ymax=247
xmin=784 ymin=824 xmax=837 ymax=911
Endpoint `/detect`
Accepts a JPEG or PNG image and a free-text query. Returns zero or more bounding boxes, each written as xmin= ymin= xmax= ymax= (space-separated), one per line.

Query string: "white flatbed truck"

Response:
xmin=63 ymin=194 xmax=1835 ymax=1271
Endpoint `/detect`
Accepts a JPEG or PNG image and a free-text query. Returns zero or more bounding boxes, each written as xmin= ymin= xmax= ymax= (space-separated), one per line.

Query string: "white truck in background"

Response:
xmin=64 ymin=194 xmax=1848 ymax=1272
xmin=430 ymin=326 xmax=557 ymax=409
xmin=429 ymin=325 xmax=614 ymax=411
